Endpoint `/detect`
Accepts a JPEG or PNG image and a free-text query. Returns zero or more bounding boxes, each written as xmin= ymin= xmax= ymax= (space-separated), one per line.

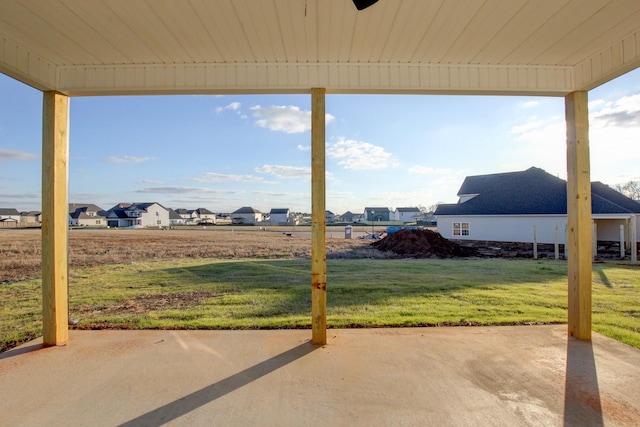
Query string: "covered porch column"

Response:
xmin=42 ymin=91 xmax=70 ymax=346
xmin=565 ymin=91 xmax=592 ymax=341
xmin=311 ymin=88 xmax=327 ymax=345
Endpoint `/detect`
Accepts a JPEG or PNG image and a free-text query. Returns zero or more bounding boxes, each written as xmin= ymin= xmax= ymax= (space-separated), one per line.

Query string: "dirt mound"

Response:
xmin=371 ymin=229 xmax=477 ymax=258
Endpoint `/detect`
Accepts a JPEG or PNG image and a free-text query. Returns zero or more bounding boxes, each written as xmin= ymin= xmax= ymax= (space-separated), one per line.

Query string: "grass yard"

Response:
xmin=2 ymin=257 xmax=639 ymax=352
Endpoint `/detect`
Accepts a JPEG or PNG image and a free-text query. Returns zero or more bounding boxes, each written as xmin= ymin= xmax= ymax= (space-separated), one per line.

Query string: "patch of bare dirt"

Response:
xmin=76 ymin=290 xmax=236 ymax=315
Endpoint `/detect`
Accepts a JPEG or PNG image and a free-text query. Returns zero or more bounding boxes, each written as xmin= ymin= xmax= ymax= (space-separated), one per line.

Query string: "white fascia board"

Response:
xmin=592 ymin=214 xmax=636 ymax=219
xmin=55 ymin=62 xmax=575 ymax=97
xmin=0 ymin=35 xmax=57 ymax=91
xmin=574 ymin=29 xmax=640 ymax=91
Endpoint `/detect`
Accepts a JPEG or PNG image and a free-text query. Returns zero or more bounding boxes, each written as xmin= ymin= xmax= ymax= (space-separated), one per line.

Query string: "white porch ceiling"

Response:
xmin=1 ymin=0 xmax=639 ymax=96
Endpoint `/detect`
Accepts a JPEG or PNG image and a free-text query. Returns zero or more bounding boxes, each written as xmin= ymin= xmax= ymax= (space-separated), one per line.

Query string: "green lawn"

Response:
xmin=1 ymin=258 xmax=639 ymax=352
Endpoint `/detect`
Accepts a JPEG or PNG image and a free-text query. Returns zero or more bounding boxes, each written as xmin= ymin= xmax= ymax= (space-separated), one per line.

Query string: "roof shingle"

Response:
xmin=435 ymin=167 xmax=640 ymax=216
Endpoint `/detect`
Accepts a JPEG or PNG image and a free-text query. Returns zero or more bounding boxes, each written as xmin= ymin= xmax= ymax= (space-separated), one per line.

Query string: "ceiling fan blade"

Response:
xmin=352 ymin=0 xmax=379 ymax=11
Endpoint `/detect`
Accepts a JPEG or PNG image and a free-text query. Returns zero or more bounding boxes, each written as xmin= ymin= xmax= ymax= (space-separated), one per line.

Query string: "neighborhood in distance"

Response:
xmin=1 ymin=204 xmax=434 ymax=229
xmin=2 ymin=166 xmax=638 ymax=251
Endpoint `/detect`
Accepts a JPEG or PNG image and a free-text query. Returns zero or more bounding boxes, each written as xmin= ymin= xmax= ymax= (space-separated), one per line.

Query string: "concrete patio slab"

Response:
xmin=1 ymin=325 xmax=639 ymax=426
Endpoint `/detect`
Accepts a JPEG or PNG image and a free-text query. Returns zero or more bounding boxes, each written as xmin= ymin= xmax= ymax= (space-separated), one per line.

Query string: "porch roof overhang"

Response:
xmin=1 ymin=0 xmax=639 ymax=97
xmin=3 ymin=1 xmax=638 ymax=347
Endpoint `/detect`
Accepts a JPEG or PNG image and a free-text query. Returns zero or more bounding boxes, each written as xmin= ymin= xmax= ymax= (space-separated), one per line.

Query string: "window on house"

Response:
xmin=453 ymin=222 xmax=470 ymax=236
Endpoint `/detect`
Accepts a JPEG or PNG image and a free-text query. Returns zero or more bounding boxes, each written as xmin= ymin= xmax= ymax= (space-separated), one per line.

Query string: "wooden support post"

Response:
xmin=565 ymin=91 xmax=592 ymax=341
xmin=42 ymin=91 xmax=69 ymax=346
xmin=620 ymin=224 xmax=625 ymax=259
xmin=310 ymin=88 xmax=327 ymax=345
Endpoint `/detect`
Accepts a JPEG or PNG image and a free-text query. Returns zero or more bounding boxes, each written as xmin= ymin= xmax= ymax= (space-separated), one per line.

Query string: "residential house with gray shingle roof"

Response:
xmin=167 ymin=208 xmax=185 ymax=226
xmin=195 ymin=208 xmax=216 ymax=224
xmin=435 ymin=167 xmax=640 ymax=246
xmin=0 ymin=208 xmax=20 ymax=226
xmin=20 ymin=211 xmax=41 ymax=224
xmin=69 ymin=204 xmax=107 ymax=227
xmin=270 ymin=208 xmax=290 ymax=225
xmin=174 ymin=208 xmax=198 ymax=225
xmin=0 ymin=208 xmax=21 ymax=221
xmin=232 ymin=207 xmax=262 ymax=225
xmin=364 ymin=207 xmax=391 ymax=222
xmin=106 ymin=202 xmax=169 ymax=228
xmin=393 ymin=207 xmax=422 ymax=223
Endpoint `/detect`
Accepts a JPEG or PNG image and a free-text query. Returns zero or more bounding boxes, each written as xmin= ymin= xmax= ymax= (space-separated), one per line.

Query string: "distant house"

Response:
xmin=364 ymin=207 xmax=391 ymax=222
xmin=167 ymin=209 xmax=185 ymax=226
xmin=106 ymin=202 xmax=170 ymax=228
xmin=172 ymin=208 xmax=215 ymax=225
xmin=20 ymin=211 xmax=41 ymax=224
xmin=174 ymin=208 xmax=198 ymax=225
xmin=435 ymin=167 xmax=640 ymax=245
xmin=352 ymin=213 xmax=365 ymax=223
xmin=69 ymin=203 xmax=107 ymax=227
xmin=216 ymin=213 xmax=232 ymax=224
xmin=195 ymin=208 xmax=216 ymax=224
xmin=0 ymin=208 xmax=21 ymax=222
xmin=393 ymin=207 xmax=421 ymax=223
xmin=270 ymin=208 xmax=290 ymax=225
xmin=339 ymin=211 xmax=356 ymax=223
xmin=325 ymin=210 xmax=336 ymax=224
xmin=232 ymin=207 xmax=262 ymax=225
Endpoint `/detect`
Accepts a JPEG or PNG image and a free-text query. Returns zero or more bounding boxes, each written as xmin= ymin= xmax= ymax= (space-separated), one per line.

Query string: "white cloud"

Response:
xmin=589 ymin=122 xmax=640 ymax=184
xmin=138 ymin=179 xmax=163 ymax=185
xmin=508 ymin=116 xmax=566 ymax=176
xmin=508 ymin=91 xmax=640 ymax=186
xmin=297 ymin=144 xmax=311 ymax=151
xmin=106 ymin=156 xmax=153 ymax=163
xmin=408 ymin=166 xmax=451 ymax=175
xmin=0 ymin=192 xmax=39 ymax=199
xmin=511 ymin=116 xmax=545 ymax=134
xmin=583 ymin=92 xmax=640 ymax=184
xmin=254 ymin=164 xmax=311 ymax=179
xmin=590 ymin=93 xmax=640 ymax=128
xmin=588 ymin=99 xmax=606 ymax=110
xmin=215 ymin=102 xmax=242 ymax=114
xmin=519 ymin=101 xmax=540 ymax=108
xmin=0 ymin=148 xmax=37 ymax=162
xmin=69 ymin=192 xmax=103 ymax=201
xmin=368 ymin=189 xmax=443 ymax=207
xmin=188 ymin=172 xmax=264 ymax=183
xmin=252 ymin=190 xmax=310 ymax=198
xmin=326 ymin=138 xmax=393 ymax=170
xmin=136 ymin=186 xmax=243 ymax=195
xmin=250 ymin=105 xmax=335 ymax=134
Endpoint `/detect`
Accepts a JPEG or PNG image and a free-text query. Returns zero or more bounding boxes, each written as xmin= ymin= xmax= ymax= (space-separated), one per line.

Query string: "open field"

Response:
xmin=1 ymin=227 xmax=639 ymax=353
xmin=0 ymin=226 xmax=381 ymax=283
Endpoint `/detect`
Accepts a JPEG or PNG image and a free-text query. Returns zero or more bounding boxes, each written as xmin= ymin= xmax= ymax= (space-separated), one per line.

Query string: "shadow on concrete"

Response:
xmin=0 ymin=342 xmax=43 ymax=360
xmin=118 ymin=340 xmax=318 ymax=427
xmin=563 ymin=337 xmax=603 ymax=426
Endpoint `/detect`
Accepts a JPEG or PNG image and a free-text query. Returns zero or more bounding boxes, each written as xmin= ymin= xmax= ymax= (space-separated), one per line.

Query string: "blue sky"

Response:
xmin=1 ymin=68 xmax=639 ymax=214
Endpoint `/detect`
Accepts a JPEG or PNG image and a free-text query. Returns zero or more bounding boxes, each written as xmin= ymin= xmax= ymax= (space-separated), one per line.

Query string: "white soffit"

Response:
xmin=0 ymin=0 xmax=639 ymax=96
